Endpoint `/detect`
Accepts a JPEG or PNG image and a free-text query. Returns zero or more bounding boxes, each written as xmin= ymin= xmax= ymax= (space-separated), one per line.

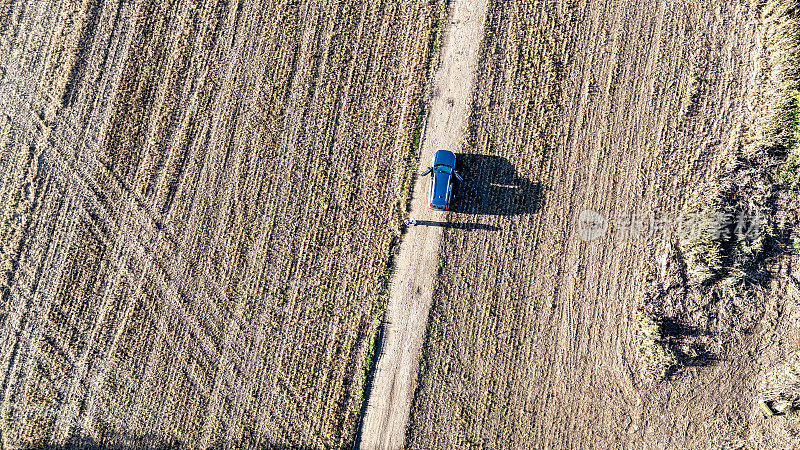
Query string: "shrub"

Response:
xmin=677 ymin=183 xmax=739 ymax=284
xmin=634 ymin=308 xmax=677 ymax=381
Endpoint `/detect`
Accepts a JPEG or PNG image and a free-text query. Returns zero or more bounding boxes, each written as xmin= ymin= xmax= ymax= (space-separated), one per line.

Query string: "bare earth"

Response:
xmin=358 ymin=0 xmax=488 ymax=447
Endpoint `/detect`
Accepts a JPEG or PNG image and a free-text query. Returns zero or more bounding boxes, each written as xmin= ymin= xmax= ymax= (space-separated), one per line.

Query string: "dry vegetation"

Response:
xmin=678 ymin=0 xmax=800 ymax=289
xmin=406 ymin=0 xmax=796 ymax=447
xmin=2 ymin=0 xmax=800 ymax=446
xmin=759 ymin=351 xmax=800 ymax=416
xmin=0 ymin=0 xmax=443 ymax=446
xmin=669 ymin=2 xmax=800 ymax=438
xmin=633 ymin=305 xmax=677 ymax=382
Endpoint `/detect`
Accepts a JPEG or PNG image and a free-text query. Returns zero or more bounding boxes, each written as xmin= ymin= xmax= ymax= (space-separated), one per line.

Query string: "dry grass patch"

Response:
xmin=634 ymin=307 xmax=677 ymax=382
xmin=758 ymin=352 xmax=800 ymax=416
xmin=0 ymin=0 xmax=445 ymax=447
xmin=678 ymin=0 xmax=800 ymax=288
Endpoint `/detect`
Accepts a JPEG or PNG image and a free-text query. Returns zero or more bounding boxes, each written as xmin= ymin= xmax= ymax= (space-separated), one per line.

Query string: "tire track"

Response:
xmin=0 ymin=0 xmax=232 ymax=441
xmin=197 ymin=0 xmax=327 ymax=443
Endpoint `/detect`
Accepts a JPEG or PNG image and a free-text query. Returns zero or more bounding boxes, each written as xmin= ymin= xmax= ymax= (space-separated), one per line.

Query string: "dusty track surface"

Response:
xmin=358 ymin=0 xmax=488 ymax=447
xmin=408 ymin=0 xmax=775 ymax=448
xmin=0 ymin=0 xmax=439 ymax=446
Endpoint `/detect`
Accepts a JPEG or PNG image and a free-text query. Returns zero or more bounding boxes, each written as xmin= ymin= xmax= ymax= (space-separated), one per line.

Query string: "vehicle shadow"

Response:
xmin=450 ymin=154 xmax=542 ymax=215
xmin=413 ymin=220 xmax=498 ymax=231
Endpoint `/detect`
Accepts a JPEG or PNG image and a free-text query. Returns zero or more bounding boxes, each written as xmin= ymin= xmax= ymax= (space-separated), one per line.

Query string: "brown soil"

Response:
xmin=1 ymin=0 xmax=798 ymax=447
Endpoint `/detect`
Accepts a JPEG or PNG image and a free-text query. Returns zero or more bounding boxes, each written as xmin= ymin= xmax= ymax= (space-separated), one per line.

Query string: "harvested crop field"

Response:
xmin=2 ymin=0 xmax=800 ymax=447
xmin=406 ymin=0 xmax=800 ymax=448
xmin=0 ymin=0 xmax=444 ymax=446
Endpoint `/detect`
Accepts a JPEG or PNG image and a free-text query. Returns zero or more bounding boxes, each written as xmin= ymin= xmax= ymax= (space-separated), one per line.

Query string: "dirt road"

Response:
xmin=358 ymin=0 xmax=488 ymax=447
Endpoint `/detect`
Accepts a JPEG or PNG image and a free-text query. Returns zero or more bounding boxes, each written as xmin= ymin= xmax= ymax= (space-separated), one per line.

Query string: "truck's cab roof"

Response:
xmin=433 ymin=149 xmax=456 ymax=168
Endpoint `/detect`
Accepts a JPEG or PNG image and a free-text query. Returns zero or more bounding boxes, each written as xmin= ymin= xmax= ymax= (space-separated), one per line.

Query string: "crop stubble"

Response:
xmin=407 ymin=0 xmax=772 ymax=447
xmin=0 ymin=0 xmax=440 ymax=446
